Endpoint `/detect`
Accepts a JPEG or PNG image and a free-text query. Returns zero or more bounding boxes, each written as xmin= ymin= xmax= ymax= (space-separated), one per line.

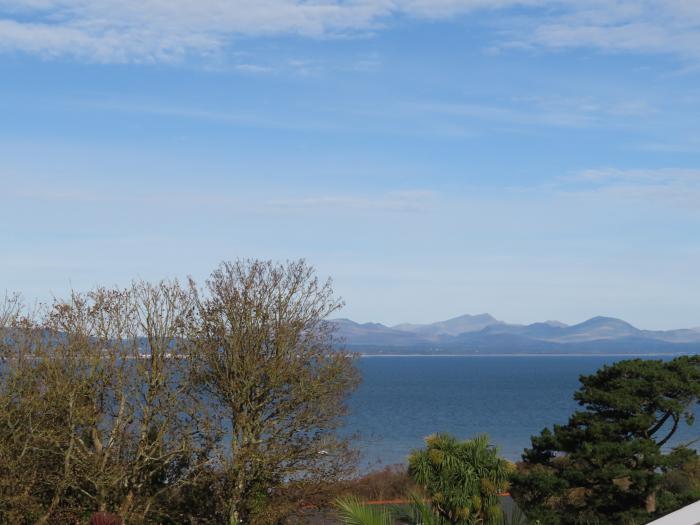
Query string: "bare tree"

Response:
xmin=190 ymin=259 xmax=359 ymax=525
xmin=0 ymin=291 xmax=22 ymax=328
xmin=0 ymin=261 xmax=359 ymax=524
xmin=0 ymin=281 xmax=215 ymax=524
xmin=0 ymin=293 xmax=67 ymax=523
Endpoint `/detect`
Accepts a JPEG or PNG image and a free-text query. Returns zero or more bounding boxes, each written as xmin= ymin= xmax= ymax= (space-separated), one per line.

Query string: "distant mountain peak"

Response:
xmin=447 ymin=313 xmax=497 ymax=321
xmin=557 ymin=316 xmax=640 ymax=342
xmin=587 ymin=315 xmax=626 ymax=322
xmin=578 ymin=316 xmax=638 ymax=328
xmin=362 ymin=322 xmax=388 ymax=329
xmin=392 ymin=313 xmax=502 ymax=337
xmin=328 ymin=314 xmax=700 ymax=353
xmin=542 ymin=320 xmax=568 ymax=328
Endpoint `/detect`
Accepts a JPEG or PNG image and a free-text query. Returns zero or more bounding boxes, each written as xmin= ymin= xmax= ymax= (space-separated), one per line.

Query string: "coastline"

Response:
xmin=357 ymin=353 xmax=693 ymax=358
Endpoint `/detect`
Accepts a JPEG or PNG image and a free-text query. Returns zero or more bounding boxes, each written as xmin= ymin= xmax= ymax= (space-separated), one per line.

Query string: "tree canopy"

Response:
xmin=189 ymin=259 xmax=360 ymax=524
xmin=0 ymin=259 xmax=360 ymax=525
xmin=409 ymin=434 xmax=512 ymax=525
xmin=511 ymin=356 xmax=700 ymax=525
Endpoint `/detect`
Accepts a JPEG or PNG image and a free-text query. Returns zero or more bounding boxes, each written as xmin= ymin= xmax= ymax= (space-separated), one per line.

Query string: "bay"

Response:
xmin=345 ymin=355 xmax=700 ymax=468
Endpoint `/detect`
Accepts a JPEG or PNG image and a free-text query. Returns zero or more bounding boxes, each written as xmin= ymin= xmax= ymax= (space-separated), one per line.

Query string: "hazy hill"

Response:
xmin=330 ymin=314 xmax=700 ymax=355
xmin=331 ymin=319 xmax=419 ymax=346
xmin=392 ymin=313 xmax=502 ymax=337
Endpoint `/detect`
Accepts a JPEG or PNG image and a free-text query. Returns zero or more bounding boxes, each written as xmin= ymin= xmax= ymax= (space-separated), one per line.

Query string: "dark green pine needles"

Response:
xmin=512 ymin=356 xmax=700 ymax=525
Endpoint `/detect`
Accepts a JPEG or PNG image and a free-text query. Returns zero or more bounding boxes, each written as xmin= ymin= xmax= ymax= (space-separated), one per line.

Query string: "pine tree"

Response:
xmin=512 ymin=356 xmax=700 ymax=525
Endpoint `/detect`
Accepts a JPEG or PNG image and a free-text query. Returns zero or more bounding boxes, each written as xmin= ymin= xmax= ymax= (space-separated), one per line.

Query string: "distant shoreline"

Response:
xmin=357 ymin=353 xmax=693 ymax=358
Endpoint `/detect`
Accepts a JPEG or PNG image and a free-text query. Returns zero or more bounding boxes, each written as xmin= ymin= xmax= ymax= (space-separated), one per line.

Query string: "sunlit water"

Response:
xmin=345 ymin=355 xmax=700 ymax=468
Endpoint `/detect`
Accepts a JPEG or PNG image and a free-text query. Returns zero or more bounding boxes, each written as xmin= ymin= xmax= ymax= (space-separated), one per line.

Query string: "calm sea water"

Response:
xmin=345 ymin=356 xmax=699 ymax=468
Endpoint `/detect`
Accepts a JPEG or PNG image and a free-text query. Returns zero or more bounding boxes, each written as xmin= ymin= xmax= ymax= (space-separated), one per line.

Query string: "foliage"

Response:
xmin=337 ymin=464 xmax=417 ymax=502
xmin=0 ymin=282 xmax=211 ymax=524
xmin=189 ymin=259 xmax=360 ymax=524
xmin=511 ymin=356 xmax=700 ymax=525
xmin=0 ymin=259 xmax=360 ymax=524
xmin=337 ymin=493 xmax=528 ymax=525
xmin=656 ymin=447 xmax=700 ymax=514
xmin=408 ymin=433 xmax=512 ymax=525
xmin=397 ymin=493 xmax=451 ymax=525
xmin=335 ymin=497 xmax=394 ymax=525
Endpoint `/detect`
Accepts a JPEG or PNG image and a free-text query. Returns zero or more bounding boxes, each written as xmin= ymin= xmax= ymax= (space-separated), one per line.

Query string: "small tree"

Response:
xmin=511 ymin=356 xmax=700 ymax=525
xmin=409 ymin=434 xmax=511 ymax=525
xmin=189 ymin=259 xmax=360 ymax=525
xmin=0 ymin=282 xmax=213 ymax=523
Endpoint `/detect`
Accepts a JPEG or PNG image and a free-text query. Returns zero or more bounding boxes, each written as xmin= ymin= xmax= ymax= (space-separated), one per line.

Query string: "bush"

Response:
xmin=339 ymin=465 xmax=417 ymax=502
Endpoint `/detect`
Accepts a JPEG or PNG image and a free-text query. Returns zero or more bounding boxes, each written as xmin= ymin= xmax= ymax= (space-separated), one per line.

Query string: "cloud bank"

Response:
xmin=0 ymin=1 xmax=699 ymax=63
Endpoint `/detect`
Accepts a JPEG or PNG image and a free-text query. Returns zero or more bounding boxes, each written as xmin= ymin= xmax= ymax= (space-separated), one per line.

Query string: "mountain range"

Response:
xmin=330 ymin=314 xmax=700 ymax=355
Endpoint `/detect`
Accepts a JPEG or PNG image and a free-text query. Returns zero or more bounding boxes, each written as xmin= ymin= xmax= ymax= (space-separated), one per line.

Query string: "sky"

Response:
xmin=1 ymin=1 xmax=700 ymax=329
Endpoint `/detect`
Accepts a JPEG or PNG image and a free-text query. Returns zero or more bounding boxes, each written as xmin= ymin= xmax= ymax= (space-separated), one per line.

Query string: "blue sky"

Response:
xmin=1 ymin=1 xmax=700 ymax=329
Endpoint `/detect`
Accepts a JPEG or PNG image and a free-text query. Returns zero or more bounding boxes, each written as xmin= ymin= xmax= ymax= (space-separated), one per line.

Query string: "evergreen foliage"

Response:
xmin=511 ymin=356 xmax=700 ymax=525
xmin=335 ymin=497 xmax=394 ymax=525
xmin=409 ymin=434 xmax=512 ymax=525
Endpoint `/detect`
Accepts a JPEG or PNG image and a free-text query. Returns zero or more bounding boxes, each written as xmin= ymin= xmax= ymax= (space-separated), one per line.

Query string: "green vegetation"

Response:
xmin=2 ymin=264 xmax=700 ymax=524
xmin=335 ymin=493 xmax=529 ymax=525
xmin=334 ymin=358 xmax=700 ymax=525
xmin=334 ymin=434 xmax=517 ymax=525
xmin=409 ymin=434 xmax=512 ymax=524
xmin=511 ymin=356 xmax=700 ymax=525
xmin=335 ymin=497 xmax=394 ymax=525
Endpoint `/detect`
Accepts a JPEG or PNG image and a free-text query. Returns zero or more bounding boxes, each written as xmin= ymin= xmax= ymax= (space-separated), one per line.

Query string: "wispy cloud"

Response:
xmin=0 ymin=0 xmax=392 ymax=63
xmin=2 ymin=172 xmax=437 ymax=214
xmin=268 ymin=190 xmax=437 ymax=213
xmin=1 ymin=1 xmax=699 ymax=63
xmin=559 ymin=167 xmax=700 ymax=210
xmin=233 ymin=63 xmax=274 ymax=74
xmin=639 ymin=137 xmax=700 ymax=153
xmin=412 ymin=94 xmax=655 ymax=129
xmin=77 ymin=99 xmax=336 ymax=132
xmin=523 ymin=2 xmax=700 ymax=60
xmin=575 ymin=168 xmax=700 ymax=184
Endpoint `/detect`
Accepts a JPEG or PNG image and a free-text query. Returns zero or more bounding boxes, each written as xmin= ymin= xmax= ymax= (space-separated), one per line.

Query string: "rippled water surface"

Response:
xmin=345 ymin=355 xmax=699 ymax=467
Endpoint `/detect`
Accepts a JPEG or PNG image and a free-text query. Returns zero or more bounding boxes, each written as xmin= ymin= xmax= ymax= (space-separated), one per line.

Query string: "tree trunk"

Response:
xmin=229 ymin=503 xmax=240 ymax=525
xmin=646 ymin=491 xmax=656 ymax=513
xmin=118 ymin=490 xmax=134 ymax=520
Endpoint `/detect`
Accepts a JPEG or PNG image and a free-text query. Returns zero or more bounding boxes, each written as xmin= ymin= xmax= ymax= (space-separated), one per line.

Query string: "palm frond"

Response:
xmin=335 ymin=497 xmax=394 ymax=525
xmin=391 ymin=493 xmax=450 ymax=525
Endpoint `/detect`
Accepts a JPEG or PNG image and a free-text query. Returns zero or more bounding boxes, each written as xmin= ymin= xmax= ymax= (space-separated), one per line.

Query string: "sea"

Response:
xmin=345 ymin=355 xmax=700 ymax=469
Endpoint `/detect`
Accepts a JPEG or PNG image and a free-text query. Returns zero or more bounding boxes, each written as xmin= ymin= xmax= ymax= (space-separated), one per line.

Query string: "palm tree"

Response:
xmin=336 ymin=493 xmax=450 ymax=525
xmin=408 ymin=434 xmax=512 ymax=525
xmin=335 ymin=497 xmax=394 ymax=525
xmin=335 ymin=495 xmax=528 ymax=525
xmin=397 ymin=493 xmax=450 ymax=525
